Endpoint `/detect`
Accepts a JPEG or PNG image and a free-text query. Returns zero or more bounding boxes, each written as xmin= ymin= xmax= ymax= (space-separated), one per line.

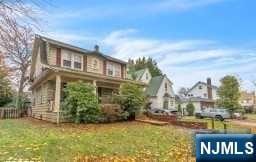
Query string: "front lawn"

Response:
xmin=245 ymin=113 xmax=256 ymax=121
xmin=0 ymin=118 xmax=195 ymax=162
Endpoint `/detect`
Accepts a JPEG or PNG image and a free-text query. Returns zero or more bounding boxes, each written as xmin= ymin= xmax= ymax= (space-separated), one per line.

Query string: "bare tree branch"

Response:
xmin=0 ymin=12 xmax=33 ymax=108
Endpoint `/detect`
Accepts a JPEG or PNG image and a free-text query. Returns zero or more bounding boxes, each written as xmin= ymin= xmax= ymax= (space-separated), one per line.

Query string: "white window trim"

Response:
xmin=61 ymin=50 xmax=83 ymax=71
xmin=73 ymin=55 xmax=82 ymax=70
xmin=107 ymin=62 xmax=121 ymax=77
xmin=107 ymin=63 xmax=114 ymax=76
xmin=92 ymin=59 xmax=99 ymax=70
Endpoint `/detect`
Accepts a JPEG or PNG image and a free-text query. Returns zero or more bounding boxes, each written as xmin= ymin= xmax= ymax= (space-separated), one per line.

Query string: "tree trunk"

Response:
xmin=16 ymin=71 xmax=25 ymax=109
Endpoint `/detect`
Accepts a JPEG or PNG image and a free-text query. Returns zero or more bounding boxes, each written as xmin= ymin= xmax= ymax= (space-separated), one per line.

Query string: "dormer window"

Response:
xmin=63 ymin=53 xmax=72 ymax=68
xmin=74 ymin=55 xmax=82 ymax=69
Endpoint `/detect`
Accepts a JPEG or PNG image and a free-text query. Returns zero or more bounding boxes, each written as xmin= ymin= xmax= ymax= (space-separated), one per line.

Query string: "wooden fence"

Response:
xmin=0 ymin=108 xmax=23 ymax=119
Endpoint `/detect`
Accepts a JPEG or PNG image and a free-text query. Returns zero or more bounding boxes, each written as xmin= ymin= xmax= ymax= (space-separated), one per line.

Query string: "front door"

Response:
xmin=163 ymin=100 xmax=169 ymax=109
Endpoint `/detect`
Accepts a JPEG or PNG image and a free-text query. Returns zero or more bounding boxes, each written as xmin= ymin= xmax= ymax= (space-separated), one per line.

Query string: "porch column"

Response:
xmin=54 ymin=75 xmax=61 ymax=124
xmin=54 ymin=75 xmax=61 ymax=112
xmin=93 ymin=80 xmax=97 ymax=95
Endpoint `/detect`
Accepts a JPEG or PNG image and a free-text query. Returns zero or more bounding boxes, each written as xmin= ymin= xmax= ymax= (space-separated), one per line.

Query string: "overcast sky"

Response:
xmin=37 ymin=0 xmax=256 ymax=92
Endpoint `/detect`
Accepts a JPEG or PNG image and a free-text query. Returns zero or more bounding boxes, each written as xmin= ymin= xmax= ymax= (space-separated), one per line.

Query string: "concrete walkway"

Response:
xmin=231 ymin=120 xmax=256 ymax=127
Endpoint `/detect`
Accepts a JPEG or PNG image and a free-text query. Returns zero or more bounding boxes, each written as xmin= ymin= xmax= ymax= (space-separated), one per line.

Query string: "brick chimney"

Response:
xmin=207 ymin=78 xmax=213 ymax=99
xmin=94 ymin=45 xmax=99 ymax=52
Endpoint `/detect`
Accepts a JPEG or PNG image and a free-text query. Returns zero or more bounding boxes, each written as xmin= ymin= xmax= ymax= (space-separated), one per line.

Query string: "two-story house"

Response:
xmin=180 ymin=78 xmax=218 ymax=113
xmin=29 ymin=35 xmax=144 ymax=123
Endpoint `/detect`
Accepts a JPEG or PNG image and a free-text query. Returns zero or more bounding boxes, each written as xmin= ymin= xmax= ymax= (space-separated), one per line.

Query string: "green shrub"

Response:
xmin=115 ymin=83 xmax=145 ymax=120
xmin=186 ymin=102 xmax=195 ymax=116
xmin=177 ymin=104 xmax=182 ymax=113
xmin=0 ymin=96 xmax=12 ymax=107
xmin=0 ymin=70 xmax=13 ymax=107
xmin=63 ymin=81 xmax=100 ymax=123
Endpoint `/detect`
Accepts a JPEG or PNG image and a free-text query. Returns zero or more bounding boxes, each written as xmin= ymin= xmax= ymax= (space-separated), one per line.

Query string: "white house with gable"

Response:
xmin=180 ymin=78 xmax=219 ymax=113
xmin=133 ymin=68 xmax=176 ymax=109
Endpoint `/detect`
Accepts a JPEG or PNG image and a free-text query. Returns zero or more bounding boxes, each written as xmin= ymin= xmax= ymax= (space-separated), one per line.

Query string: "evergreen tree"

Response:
xmin=128 ymin=57 xmax=162 ymax=77
xmin=217 ymin=75 xmax=241 ymax=112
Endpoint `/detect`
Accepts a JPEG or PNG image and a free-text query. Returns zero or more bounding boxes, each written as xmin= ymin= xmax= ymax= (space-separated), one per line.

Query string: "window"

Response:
xmin=62 ymin=51 xmax=83 ymax=70
xmin=146 ymin=73 xmax=148 ymax=80
xmin=107 ymin=62 xmax=121 ymax=77
xmin=170 ymin=100 xmax=174 ymax=106
xmin=163 ymin=100 xmax=169 ymax=109
xmin=74 ymin=55 xmax=82 ymax=69
xmin=165 ymin=83 xmax=168 ymax=92
xmin=93 ymin=59 xmax=98 ymax=69
xmin=204 ymin=93 xmax=207 ymax=97
xmin=115 ymin=65 xmax=121 ymax=77
xmin=107 ymin=63 xmax=114 ymax=76
xmin=199 ymin=85 xmax=202 ymax=89
xmin=63 ymin=53 xmax=72 ymax=67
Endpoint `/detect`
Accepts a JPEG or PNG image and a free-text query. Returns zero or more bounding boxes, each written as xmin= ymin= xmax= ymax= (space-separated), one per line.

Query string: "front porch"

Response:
xmin=51 ymin=73 xmax=121 ymax=112
xmin=31 ymin=70 xmax=128 ymax=123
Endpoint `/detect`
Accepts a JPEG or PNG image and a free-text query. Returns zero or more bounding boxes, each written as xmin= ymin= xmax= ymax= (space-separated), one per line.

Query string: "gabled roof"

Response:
xmin=187 ymin=81 xmax=218 ymax=94
xmin=134 ymin=69 xmax=146 ymax=80
xmin=35 ymin=34 xmax=127 ymax=64
xmin=145 ymin=75 xmax=165 ymax=97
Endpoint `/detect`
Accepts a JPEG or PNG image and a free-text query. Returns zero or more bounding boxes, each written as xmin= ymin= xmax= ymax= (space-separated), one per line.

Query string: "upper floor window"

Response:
xmin=107 ymin=63 xmax=114 ymax=76
xmin=74 ymin=55 xmax=82 ymax=69
xmin=62 ymin=51 xmax=83 ymax=70
xmin=107 ymin=62 xmax=121 ymax=77
xmin=146 ymin=73 xmax=148 ymax=80
xmin=63 ymin=52 xmax=72 ymax=68
xmin=93 ymin=59 xmax=98 ymax=70
xmin=199 ymin=85 xmax=202 ymax=89
xmin=165 ymin=83 xmax=168 ymax=92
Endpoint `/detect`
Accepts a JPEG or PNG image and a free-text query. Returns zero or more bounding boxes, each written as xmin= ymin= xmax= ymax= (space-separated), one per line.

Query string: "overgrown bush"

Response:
xmin=0 ymin=96 xmax=12 ymax=107
xmin=186 ymin=102 xmax=195 ymax=116
xmin=0 ymin=70 xmax=13 ymax=107
xmin=115 ymin=83 xmax=145 ymax=120
xmin=177 ymin=104 xmax=182 ymax=113
xmin=63 ymin=81 xmax=101 ymax=123
xmin=101 ymin=104 xmax=128 ymax=122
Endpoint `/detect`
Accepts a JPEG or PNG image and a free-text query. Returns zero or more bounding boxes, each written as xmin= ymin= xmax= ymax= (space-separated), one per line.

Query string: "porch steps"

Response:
xmin=135 ymin=119 xmax=169 ymax=126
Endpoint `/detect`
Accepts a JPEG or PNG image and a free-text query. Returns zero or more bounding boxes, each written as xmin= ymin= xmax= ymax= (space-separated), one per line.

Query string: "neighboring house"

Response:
xmin=29 ymin=35 xmax=144 ymax=123
xmin=134 ymin=68 xmax=152 ymax=84
xmin=180 ymin=78 xmax=218 ymax=113
xmin=133 ymin=68 xmax=176 ymax=109
xmin=240 ymin=91 xmax=256 ymax=112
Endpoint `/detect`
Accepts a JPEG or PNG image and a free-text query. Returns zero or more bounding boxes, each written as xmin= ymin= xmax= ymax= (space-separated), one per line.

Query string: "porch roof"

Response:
xmin=30 ymin=65 xmax=146 ymax=89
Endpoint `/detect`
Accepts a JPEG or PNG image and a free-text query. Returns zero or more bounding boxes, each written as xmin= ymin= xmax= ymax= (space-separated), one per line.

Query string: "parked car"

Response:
xmin=195 ymin=108 xmax=231 ymax=121
xmin=147 ymin=108 xmax=176 ymax=116
xmin=164 ymin=109 xmax=178 ymax=115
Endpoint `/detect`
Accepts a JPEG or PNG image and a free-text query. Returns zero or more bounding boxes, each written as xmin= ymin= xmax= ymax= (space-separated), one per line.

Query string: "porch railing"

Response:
xmin=0 ymin=108 xmax=23 ymax=119
xmin=99 ymin=96 xmax=115 ymax=104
